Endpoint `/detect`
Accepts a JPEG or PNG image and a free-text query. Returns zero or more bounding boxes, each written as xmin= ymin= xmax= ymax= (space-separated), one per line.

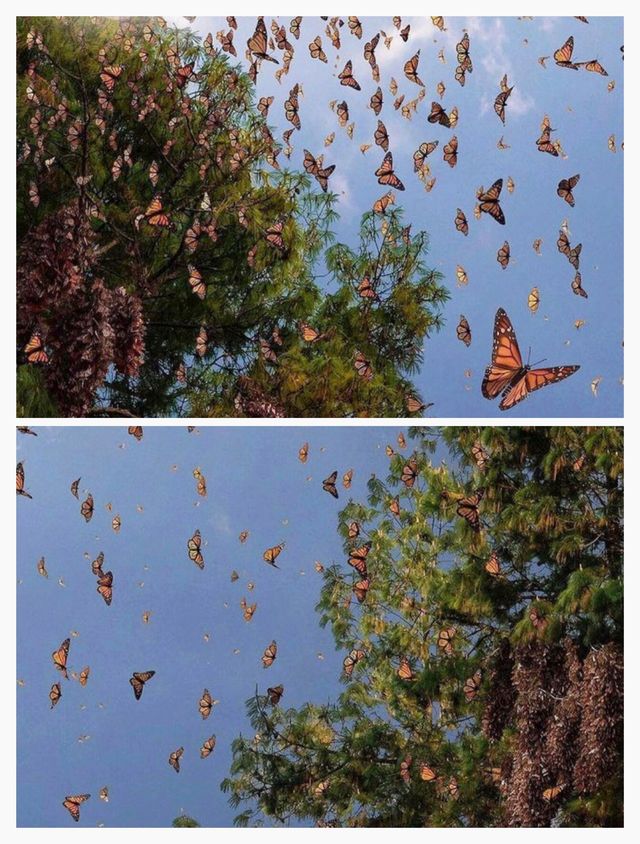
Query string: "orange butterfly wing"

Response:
xmin=482 ymin=309 xmax=523 ymax=399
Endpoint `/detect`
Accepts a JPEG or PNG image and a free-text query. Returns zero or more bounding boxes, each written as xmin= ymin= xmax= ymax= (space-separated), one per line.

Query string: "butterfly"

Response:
xmin=557 ymin=231 xmax=582 ymax=269
xmin=200 ymin=735 xmax=216 ymax=758
xmin=336 ymin=100 xmax=349 ymax=127
xmin=195 ymin=326 xmax=208 ymax=358
xmin=373 ymin=191 xmax=395 ymax=214
xmin=399 ymin=24 xmax=410 ymax=42
xmin=464 ymin=670 xmax=482 ymax=701
xmin=401 ymin=458 xmax=418 ymax=488
xmin=188 ymin=529 xmax=204 ymax=569
xmin=406 ymin=395 xmax=430 ymax=414
xmin=571 ymin=272 xmax=588 ymax=299
xmin=62 ymin=794 xmax=90 ymax=822
xmin=265 ymin=220 xmax=286 ymax=252
xmin=482 ymin=309 xmax=580 ymax=411
xmin=390 ymin=496 xmax=401 ymax=516
xmin=477 ymin=179 xmax=505 ymax=225
xmin=303 ymin=149 xmax=335 ymax=193
xmin=455 ymin=490 xmax=483 ymax=531
xmin=298 ymin=442 xmax=309 ymax=463
xmin=353 ymin=578 xmax=370 ymax=603
xmin=348 ymin=521 xmax=360 ymax=539
xmin=354 ymin=351 xmax=373 ymax=381
xmin=169 ymin=746 xmax=184 ymax=772
xmin=456 ymin=265 xmax=469 ymax=287
xmin=338 ymin=60 xmax=360 ymax=90
xmin=413 ymin=141 xmax=438 ymax=172
xmin=78 ymin=666 xmax=90 ymax=687
xmin=375 ymin=152 xmax=404 ymax=190
xmin=247 ymin=18 xmax=278 ymax=63
xmin=404 ymin=51 xmax=424 ymax=86
xmin=199 ymin=689 xmax=213 ymax=719
xmin=557 ymin=174 xmax=580 ymax=207
xmin=80 ymin=493 xmax=94 ymax=522
xmin=129 ymin=670 xmax=155 ymax=700
xmin=397 ymin=657 xmax=415 ymax=681
xmin=98 ymin=786 xmax=109 ymax=803
xmin=437 ymin=626 xmax=456 ymax=654
xmin=485 ymin=552 xmax=501 ymax=576
xmin=370 ymin=87 xmax=383 ymax=115
xmin=494 ymin=82 xmax=513 ymax=124
xmin=554 ymin=36 xmax=579 ymax=69
xmin=262 ymin=640 xmax=278 ymax=668
xmin=267 ymin=684 xmax=284 ymax=705
xmin=263 ymin=543 xmax=285 ymax=568
xmin=187 ymin=265 xmax=206 ymax=299
xmin=348 ymin=543 xmax=371 ymax=576
xmin=111 ymin=515 xmax=121 ymax=533
xmin=16 ymin=462 xmax=32 ymax=499
xmin=497 ymin=241 xmax=510 ymax=269
xmin=322 ymin=471 xmax=339 ymax=499
xmin=100 ymin=64 xmax=123 ymax=92
xmin=456 ymin=315 xmax=472 ymax=347
xmin=91 ymin=552 xmax=105 ymax=576
xmin=96 ymin=570 xmax=113 ymax=605
xmin=127 ymin=425 xmax=143 ymax=441
xmin=308 ymin=36 xmax=327 ymax=62
xmin=578 ymin=59 xmax=608 ymax=75
xmin=144 ymin=196 xmax=171 ymax=228
xmin=343 ymin=648 xmax=365 ymax=677
xmin=454 ymin=208 xmax=468 ymax=236
xmin=443 ymin=136 xmax=458 ymax=167
xmin=428 ymin=101 xmax=451 ymax=127
xmin=543 ymin=784 xmax=566 ymax=801
xmin=52 ymin=638 xmax=70 ymax=679
xmin=290 ymin=16 xmax=302 ymax=39
xmin=420 ymin=763 xmax=437 ymax=782
xmin=343 ymin=469 xmax=353 ymax=489
xmin=537 ymin=118 xmax=559 ymax=156
xmin=374 ymin=120 xmax=389 ymax=152
xmin=471 ymin=441 xmax=489 ymax=470
xmin=37 ymin=556 xmax=48 ymax=578
xmin=24 ymin=331 xmax=48 ymax=364
xmin=49 ymin=682 xmax=62 ymax=708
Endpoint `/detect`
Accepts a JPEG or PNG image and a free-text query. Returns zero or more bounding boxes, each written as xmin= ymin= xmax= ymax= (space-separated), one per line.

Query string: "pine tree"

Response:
xmin=223 ymin=427 xmax=623 ymax=827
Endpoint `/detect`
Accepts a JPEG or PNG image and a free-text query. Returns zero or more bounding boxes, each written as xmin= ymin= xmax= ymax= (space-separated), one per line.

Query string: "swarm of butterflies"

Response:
xmin=20 ymin=15 xmax=621 ymax=413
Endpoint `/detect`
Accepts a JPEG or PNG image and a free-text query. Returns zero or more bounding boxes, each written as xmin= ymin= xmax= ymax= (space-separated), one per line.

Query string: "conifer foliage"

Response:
xmin=224 ymin=427 xmax=623 ymax=827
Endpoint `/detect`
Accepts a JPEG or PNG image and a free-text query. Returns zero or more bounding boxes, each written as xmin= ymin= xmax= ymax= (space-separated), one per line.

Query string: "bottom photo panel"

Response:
xmin=16 ymin=426 xmax=623 ymax=828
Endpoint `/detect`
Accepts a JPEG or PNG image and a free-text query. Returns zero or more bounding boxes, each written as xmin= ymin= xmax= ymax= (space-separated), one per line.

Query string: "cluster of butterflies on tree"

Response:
xmin=18 ymin=422 xmax=588 ymax=820
xmin=18 ymin=15 xmax=621 ymax=414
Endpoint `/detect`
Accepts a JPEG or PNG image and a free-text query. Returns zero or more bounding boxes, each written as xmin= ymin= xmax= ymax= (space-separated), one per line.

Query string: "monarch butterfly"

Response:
xmin=200 ymin=735 xmax=216 ymax=758
xmin=348 ymin=521 xmax=360 ymax=539
xmin=494 ymin=85 xmax=513 ymax=124
xmin=49 ymin=682 xmax=62 ymax=708
xmin=404 ymin=51 xmax=424 ymax=86
xmin=347 ymin=16 xmax=362 ymax=38
xmin=169 ymin=746 xmax=184 ymax=772
xmin=456 ymin=266 xmax=468 ymax=287
xmin=364 ymin=34 xmax=380 ymax=68
xmin=199 ymin=688 xmax=213 ymax=719
xmin=187 ymin=529 xmax=204 ymax=569
xmin=399 ymin=24 xmax=410 ymax=42
xmin=79 ymin=666 xmax=90 ymax=687
xmin=338 ymin=60 xmax=360 ymax=90
xmin=218 ymin=30 xmax=236 ymax=56
xmin=428 ymin=101 xmax=451 ymax=127
xmin=298 ymin=442 xmax=309 ymax=463
xmin=477 ymin=179 xmax=506 ymax=225
xmin=96 ymin=570 xmax=113 ymax=606
xmin=420 ymin=763 xmax=437 ymax=781
xmin=241 ymin=598 xmax=257 ymax=621
xmin=497 ymin=241 xmax=510 ymax=269
xmin=557 ymin=174 xmax=580 ymax=206
xmin=369 ymin=87 xmax=383 ymax=116
xmin=571 ymin=272 xmax=588 ymax=299
xmin=608 ymin=134 xmax=616 ymax=153
xmin=353 ymin=578 xmax=370 ymax=603
xmin=532 ymin=238 xmax=542 ymax=255
xmin=554 ymin=36 xmax=579 ymax=69
xmin=401 ymin=458 xmax=418 ymax=488
xmin=471 ymin=441 xmax=489 ymax=470
xmin=485 ymin=552 xmax=501 ymax=576
xmin=454 ymin=208 xmax=468 ymax=236
xmin=37 ymin=556 xmax=48 ymax=578
xmin=194 ymin=325 xmax=208 ymax=359
xmin=186 ymin=264 xmax=206 ymax=299
xmin=357 ymin=276 xmax=380 ymax=301
xmin=99 ymin=64 xmax=123 ymax=92
xmin=373 ymin=191 xmax=395 ymax=214
xmin=464 ymin=670 xmax=482 ymax=701
xmin=111 ymin=515 xmax=121 ymax=533
xmin=578 ymin=59 xmax=608 ymax=75
xmin=355 ymin=351 xmax=373 ymax=381
xmin=127 ymin=425 xmax=143 ymax=441
xmin=456 ymin=315 xmax=472 ymax=347
xmin=247 ymin=18 xmax=278 ymax=63
xmin=543 ymin=784 xmax=566 ymax=801
xmin=406 ymin=395 xmax=430 ymax=414
xmin=343 ymin=648 xmax=365 ymax=677
xmin=196 ymin=474 xmax=207 ymax=497
xmin=290 ymin=16 xmax=302 ymax=39
xmin=267 ymin=684 xmax=284 ymax=705
xmin=443 ymin=135 xmax=458 ymax=168
xmin=348 ymin=543 xmax=371 ymax=576
xmin=456 ymin=490 xmax=483 ymax=531
xmin=91 ymin=552 xmax=104 ymax=576
xmin=265 ymin=220 xmax=286 ymax=252
xmin=482 ymin=308 xmax=579 ymax=411
xmin=130 ymin=670 xmax=155 ymax=700
xmin=375 ymin=152 xmax=404 ymax=190
xmin=80 ymin=493 xmax=94 ymax=522
xmin=24 ymin=331 xmax=49 ymax=364
xmin=144 ymin=196 xmax=171 ymax=228
xmin=263 ymin=543 xmax=284 ymax=568
xmin=413 ymin=141 xmax=438 ymax=172
xmin=16 ymin=462 xmax=33 ymax=499
xmin=99 ymin=786 xmax=109 ymax=802
xmin=336 ymin=100 xmax=349 ymax=127
xmin=62 ymin=794 xmax=90 ymax=822
xmin=262 ymin=640 xmax=277 ymax=668
xmin=400 ymin=755 xmax=412 ymax=783
xmin=322 ymin=471 xmax=339 ymax=499
xmin=390 ymin=496 xmax=401 ymax=516
xmin=373 ymin=120 xmax=389 ymax=152
xmin=52 ymin=638 xmax=70 ymax=679
xmin=397 ymin=657 xmax=415 ymax=681
xmin=536 ymin=122 xmax=559 ymax=156
xmin=308 ymin=35 xmax=327 ymax=62
xmin=340 ymin=469 xmax=353 ymax=490
xmin=437 ymin=626 xmax=456 ymax=654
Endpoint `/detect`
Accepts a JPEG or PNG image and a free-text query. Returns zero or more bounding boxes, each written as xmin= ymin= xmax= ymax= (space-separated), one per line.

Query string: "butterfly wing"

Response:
xmin=482 ymin=309 xmax=523 ymax=399
xmin=498 ymin=365 xmax=580 ymax=411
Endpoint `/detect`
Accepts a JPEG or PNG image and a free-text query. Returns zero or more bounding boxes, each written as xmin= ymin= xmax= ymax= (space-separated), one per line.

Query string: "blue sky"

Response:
xmin=17 ymin=425 xmax=428 ymax=827
xmin=176 ymin=15 xmax=623 ymax=417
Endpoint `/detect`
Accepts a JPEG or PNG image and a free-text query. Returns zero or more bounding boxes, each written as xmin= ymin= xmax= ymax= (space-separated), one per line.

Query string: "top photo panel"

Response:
xmin=17 ymin=16 xmax=623 ymax=419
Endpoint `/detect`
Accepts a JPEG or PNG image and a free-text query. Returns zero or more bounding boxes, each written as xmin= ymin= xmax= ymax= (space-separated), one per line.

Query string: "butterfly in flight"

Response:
xmin=477 ymin=179 xmax=506 ymax=225
xmin=129 ymin=670 xmax=155 ymax=700
xmin=322 ymin=471 xmax=339 ymax=499
xmin=482 ymin=309 xmax=579 ymax=411
xmin=62 ymin=794 xmax=90 ymax=822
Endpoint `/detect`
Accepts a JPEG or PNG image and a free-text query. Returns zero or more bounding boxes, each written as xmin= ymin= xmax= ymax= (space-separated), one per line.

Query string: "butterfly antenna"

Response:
xmin=531 ymin=357 xmax=547 ymax=368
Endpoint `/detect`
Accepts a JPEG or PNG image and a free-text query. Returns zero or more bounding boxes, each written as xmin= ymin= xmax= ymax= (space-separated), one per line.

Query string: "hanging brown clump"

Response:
xmin=482 ymin=638 xmax=517 ymax=743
